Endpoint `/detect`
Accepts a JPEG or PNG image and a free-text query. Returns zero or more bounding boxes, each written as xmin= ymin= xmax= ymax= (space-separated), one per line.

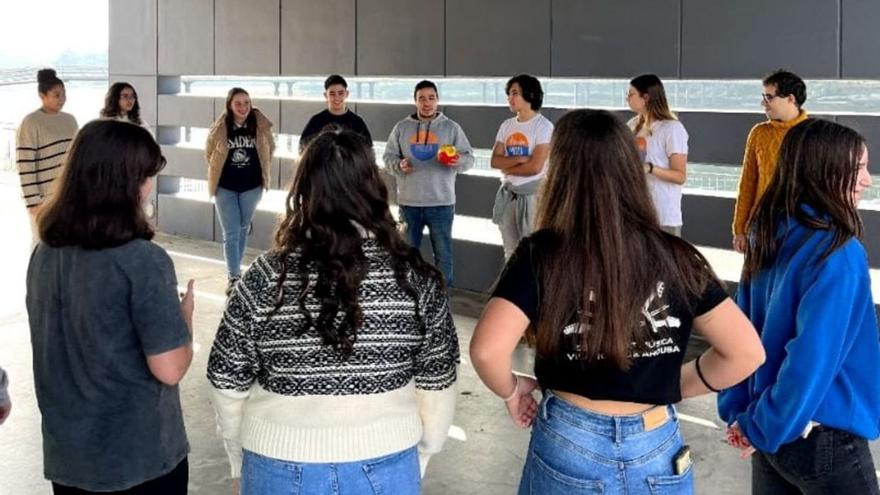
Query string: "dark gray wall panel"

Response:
xmin=446 ymin=0 xmax=551 ymax=76
xmin=215 ymin=0 xmax=280 ymax=75
xmin=681 ymin=193 xmax=735 ymax=249
xmin=861 ymin=209 xmax=880 ymax=269
xmin=455 ymin=173 xmax=500 ymax=219
xmin=443 ymin=106 xmax=516 ymax=150
xmin=837 ymin=116 xmax=880 ymax=162
xmin=282 ymin=0 xmax=355 ymax=75
xmin=109 ymin=0 xmax=157 ymax=75
xmin=280 ymin=101 xmax=327 ymax=135
xmin=417 ymin=239 xmax=504 ymax=292
xmin=160 ymin=146 xmax=207 ymax=180
xmin=357 ymin=0 xmax=444 ymax=76
xmin=158 ymin=0 xmax=214 ymax=75
xmin=678 ymin=112 xmax=765 ymax=165
xmin=157 ymin=195 xmax=214 ymax=241
xmin=681 ymin=0 xmax=839 ymax=79
xmin=551 ymin=0 xmax=680 ymax=78
xmin=842 ymin=0 xmax=880 ymax=78
xmin=354 ymin=102 xmax=414 ymax=144
xmin=451 ymin=240 xmax=505 ymax=292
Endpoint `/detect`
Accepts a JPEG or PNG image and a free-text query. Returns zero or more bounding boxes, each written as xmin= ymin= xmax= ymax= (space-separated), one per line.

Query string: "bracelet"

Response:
xmin=648 ymin=162 xmax=654 ymax=174
xmin=501 ymin=374 xmax=519 ymax=402
xmin=695 ymin=354 xmax=721 ymax=393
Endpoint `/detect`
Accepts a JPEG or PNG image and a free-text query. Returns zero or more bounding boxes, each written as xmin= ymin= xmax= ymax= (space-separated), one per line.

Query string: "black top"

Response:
xmin=299 ymin=109 xmax=373 ymax=152
xmin=219 ymin=126 xmax=262 ymax=192
xmin=491 ymin=231 xmax=728 ymax=405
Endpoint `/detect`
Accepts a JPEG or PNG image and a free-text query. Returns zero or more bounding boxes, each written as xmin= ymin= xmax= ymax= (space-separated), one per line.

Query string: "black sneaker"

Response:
xmin=225 ymin=277 xmax=240 ymax=297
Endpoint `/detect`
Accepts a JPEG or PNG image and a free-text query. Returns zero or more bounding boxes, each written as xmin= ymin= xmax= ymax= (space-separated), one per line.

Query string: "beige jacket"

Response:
xmin=205 ymin=109 xmax=275 ymax=197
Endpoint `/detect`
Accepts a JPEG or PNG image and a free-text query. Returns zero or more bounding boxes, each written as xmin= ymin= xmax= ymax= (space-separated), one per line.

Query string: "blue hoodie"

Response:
xmin=718 ymin=212 xmax=880 ymax=453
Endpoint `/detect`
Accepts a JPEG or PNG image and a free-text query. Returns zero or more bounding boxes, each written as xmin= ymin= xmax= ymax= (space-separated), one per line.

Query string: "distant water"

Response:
xmin=0 ymin=81 xmax=108 ymax=128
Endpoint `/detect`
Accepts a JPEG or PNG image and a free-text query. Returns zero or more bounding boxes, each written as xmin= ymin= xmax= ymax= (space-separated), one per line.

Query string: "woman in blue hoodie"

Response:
xmin=718 ymin=118 xmax=880 ymax=494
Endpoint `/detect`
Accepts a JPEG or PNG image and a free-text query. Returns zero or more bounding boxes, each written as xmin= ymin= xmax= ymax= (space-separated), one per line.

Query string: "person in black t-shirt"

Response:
xmin=469 ymin=110 xmax=765 ymax=494
xmin=298 ymin=74 xmax=372 ymax=153
xmin=206 ymin=88 xmax=275 ymax=295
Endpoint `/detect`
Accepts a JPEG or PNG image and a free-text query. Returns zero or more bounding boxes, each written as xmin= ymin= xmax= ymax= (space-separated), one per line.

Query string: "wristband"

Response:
xmin=501 ymin=374 xmax=519 ymax=402
xmin=695 ymin=354 xmax=721 ymax=393
xmin=648 ymin=162 xmax=654 ymax=174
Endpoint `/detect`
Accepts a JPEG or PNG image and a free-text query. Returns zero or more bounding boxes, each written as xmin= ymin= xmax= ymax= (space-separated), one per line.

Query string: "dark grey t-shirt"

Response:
xmin=26 ymin=239 xmax=191 ymax=491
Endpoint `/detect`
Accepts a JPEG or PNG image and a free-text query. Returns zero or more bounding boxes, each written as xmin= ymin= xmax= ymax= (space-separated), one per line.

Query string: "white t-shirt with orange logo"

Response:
xmin=494 ymin=114 xmax=554 ymax=187
xmin=627 ymin=117 xmax=689 ymax=227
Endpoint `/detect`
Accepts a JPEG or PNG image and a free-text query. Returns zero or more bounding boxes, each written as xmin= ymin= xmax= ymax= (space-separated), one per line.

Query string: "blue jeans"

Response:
xmin=518 ymin=391 xmax=693 ymax=495
xmin=214 ymin=186 xmax=262 ymax=278
xmin=751 ymin=427 xmax=879 ymax=494
xmin=399 ymin=205 xmax=454 ymax=286
xmin=240 ymin=447 xmax=420 ymax=495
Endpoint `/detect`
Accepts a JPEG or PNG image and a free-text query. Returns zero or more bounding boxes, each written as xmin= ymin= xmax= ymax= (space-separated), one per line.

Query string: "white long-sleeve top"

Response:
xmin=207 ymin=241 xmax=459 ymax=477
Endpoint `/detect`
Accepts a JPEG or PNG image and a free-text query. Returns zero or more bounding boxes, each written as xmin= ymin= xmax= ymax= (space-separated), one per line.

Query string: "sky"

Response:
xmin=0 ymin=0 xmax=107 ymax=66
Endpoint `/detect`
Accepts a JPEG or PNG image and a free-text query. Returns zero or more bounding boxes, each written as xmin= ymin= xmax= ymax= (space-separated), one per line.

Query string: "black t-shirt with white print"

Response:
xmin=218 ymin=125 xmax=262 ymax=192
xmin=491 ymin=230 xmax=729 ymax=405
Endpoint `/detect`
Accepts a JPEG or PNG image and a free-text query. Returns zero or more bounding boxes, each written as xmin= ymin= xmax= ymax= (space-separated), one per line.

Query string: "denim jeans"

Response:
xmin=240 ymin=447 xmax=420 ymax=495
xmin=518 ymin=391 xmax=693 ymax=495
xmin=399 ymin=205 xmax=454 ymax=286
xmin=214 ymin=186 xmax=262 ymax=278
xmin=751 ymin=427 xmax=879 ymax=495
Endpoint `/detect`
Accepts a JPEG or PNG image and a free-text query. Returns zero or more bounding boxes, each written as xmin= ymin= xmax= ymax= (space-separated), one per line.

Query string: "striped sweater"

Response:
xmin=207 ymin=240 xmax=460 ymax=477
xmin=16 ymin=109 xmax=79 ymax=208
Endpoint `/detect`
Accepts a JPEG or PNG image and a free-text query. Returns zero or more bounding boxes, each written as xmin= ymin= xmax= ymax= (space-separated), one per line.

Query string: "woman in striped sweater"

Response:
xmin=16 ymin=68 xmax=79 ymax=243
xmin=208 ymin=129 xmax=459 ymax=495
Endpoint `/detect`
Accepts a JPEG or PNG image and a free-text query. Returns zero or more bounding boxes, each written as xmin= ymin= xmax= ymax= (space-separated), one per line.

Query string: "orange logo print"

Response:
xmin=505 ymin=132 xmax=530 ymax=157
xmin=409 ymin=130 xmax=440 ymax=161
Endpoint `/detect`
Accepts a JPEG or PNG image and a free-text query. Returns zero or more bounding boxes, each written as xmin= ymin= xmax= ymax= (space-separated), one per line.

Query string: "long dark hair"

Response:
xmin=100 ymin=81 xmax=142 ymax=124
xmin=224 ymin=87 xmax=257 ymax=139
xmin=271 ymin=129 xmax=442 ymax=357
xmin=630 ymin=74 xmax=676 ymax=134
xmin=37 ymin=68 xmax=63 ymax=95
xmin=532 ymin=109 xmax=715 ymax=370
xmin=743 ymin=118 xmax=865 ymax=281
xmin=39 ymin=120 xmax=165 ymax=249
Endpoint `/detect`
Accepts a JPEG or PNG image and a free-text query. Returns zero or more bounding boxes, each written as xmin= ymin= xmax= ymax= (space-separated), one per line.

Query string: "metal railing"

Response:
xmin=0 ymin=66 xmax=107 ymax=87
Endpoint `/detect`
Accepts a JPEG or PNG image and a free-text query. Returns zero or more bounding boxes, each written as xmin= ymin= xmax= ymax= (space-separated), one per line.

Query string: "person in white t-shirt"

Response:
xmin=490 ymin=74 xmax=554 ymax=258
xmin=626 ymin=74 xmax=689 ymax=236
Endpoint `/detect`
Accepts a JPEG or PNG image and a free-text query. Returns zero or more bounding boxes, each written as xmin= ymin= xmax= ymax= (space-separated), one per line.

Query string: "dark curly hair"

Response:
xmin=100 ymin=82 xmax=143 ymax=125
xmin=271 ymin=129 xmax=443 ymax=357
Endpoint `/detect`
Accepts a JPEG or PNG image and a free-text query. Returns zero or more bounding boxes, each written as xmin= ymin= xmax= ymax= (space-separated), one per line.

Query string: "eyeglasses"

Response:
xmin=761 ymin=93 xmax=783 ymax=103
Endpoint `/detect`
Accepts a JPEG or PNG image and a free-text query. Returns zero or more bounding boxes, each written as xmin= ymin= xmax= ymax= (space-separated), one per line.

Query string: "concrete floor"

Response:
xmin=0 ymin=171 xmax=877 ymax=495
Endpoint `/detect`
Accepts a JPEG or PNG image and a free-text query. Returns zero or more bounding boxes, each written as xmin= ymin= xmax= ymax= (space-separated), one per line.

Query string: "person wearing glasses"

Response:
xmin=100 ymin=82 xmax=150 ymax=132
xmin=626 ymin=74 xmax=689 ymax=236
xmin=732 ymin=70 xmax=808 ymax=253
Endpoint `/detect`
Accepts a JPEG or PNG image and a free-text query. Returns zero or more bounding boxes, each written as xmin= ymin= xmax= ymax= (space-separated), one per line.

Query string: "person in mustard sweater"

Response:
xmin=732 ymin=70 xmax=808 ymax=253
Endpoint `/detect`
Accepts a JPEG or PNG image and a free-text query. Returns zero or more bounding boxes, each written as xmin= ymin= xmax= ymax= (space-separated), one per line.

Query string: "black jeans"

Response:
xmin=752 ymin=427 xmax=879 ymax=495
xmin=52 ymin=457 xmax=188 ymax=495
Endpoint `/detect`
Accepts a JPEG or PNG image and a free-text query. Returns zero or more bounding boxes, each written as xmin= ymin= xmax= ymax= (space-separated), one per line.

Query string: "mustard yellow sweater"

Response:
xmin=732 ymin=111 xmax=808 ymax=235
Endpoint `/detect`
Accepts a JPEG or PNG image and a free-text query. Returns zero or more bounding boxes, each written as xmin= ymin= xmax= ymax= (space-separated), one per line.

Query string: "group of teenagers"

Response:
xmin=1 ymin=66 xmax=878 ymax=495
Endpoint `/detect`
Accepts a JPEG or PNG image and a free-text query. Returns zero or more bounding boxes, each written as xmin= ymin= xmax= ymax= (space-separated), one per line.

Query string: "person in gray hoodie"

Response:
xmin=383 ymin=80 xmax=474 ymax=287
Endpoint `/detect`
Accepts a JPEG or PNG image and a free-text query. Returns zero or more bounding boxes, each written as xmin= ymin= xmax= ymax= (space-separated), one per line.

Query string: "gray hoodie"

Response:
xmin=383 ymin=112 xmax=474 ymax=207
